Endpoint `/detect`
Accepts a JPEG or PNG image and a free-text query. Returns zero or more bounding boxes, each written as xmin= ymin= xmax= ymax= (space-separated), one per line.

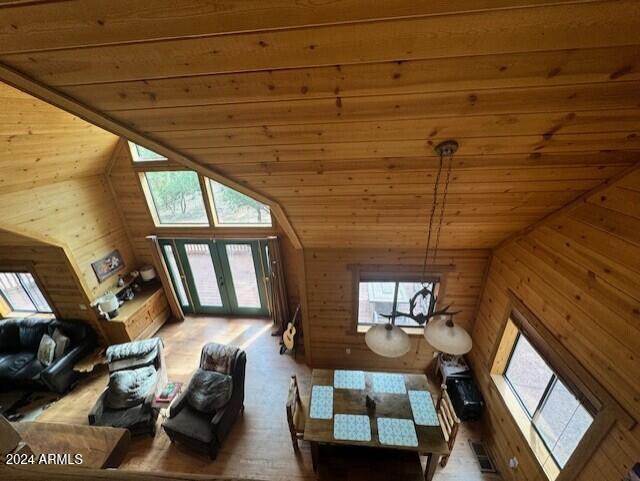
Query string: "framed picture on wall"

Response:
xmin=91 ymin=250 xmax=125 ymax=283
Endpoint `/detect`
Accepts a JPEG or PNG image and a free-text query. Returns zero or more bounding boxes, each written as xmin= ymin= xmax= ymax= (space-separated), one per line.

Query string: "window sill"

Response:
xmin=490 ymin=374 xmax=560 ymax=481
xmin=215 ymin=224 xmax=273 ymax=228
xmin=154 ymin=224 xmax=211 ymax=228
xmin=2 ymin=311 xmax=55 ymax=320
xmin=356 ymin=324 xmax=424 ymax=336
xmin=153 ymin=224 xmax=275 ymax=230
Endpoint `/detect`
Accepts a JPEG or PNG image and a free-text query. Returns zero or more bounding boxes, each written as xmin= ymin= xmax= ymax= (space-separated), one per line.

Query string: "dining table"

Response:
xmin=303 ymin=368 xmax=449 ymax=481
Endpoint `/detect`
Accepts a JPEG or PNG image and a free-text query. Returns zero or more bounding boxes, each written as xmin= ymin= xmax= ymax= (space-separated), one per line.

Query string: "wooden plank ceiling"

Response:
xmin=0 ymin=81 xmax=118 ymax=193
xmin=1 ymin=0 xmax=639 ymax=248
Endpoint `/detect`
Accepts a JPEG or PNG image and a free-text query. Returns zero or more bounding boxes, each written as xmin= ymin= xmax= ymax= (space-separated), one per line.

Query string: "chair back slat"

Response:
xmin=440 ymin=409 xmax=453 ymax=434
xmin=286 ymin=375 xmax=303 ymax=452
xmin=286 ymin=376 xmax=298 ymax=423
xmin=437 ymin=412 xmax=450 ymax=442
xmin=437 ymin=384 xmax=461 ymax=468
xmin=441 ymin=393 xmax=457 ymax=427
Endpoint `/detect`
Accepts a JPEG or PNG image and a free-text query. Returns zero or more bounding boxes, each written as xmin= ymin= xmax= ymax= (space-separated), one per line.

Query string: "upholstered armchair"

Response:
xmin=89 ymin=337 xmax=166 ymax=436
xmin=163 ymin=342 xmax=246 ymax=459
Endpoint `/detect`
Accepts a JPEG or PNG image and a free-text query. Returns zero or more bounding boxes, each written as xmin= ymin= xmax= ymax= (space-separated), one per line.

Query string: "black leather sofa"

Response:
xmin=0 ymin=318 xmax=96 ymax=394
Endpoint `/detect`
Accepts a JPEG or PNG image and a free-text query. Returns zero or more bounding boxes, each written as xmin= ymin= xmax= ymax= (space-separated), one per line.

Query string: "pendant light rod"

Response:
xmin=421 ymin=151 xmax=443 ymax=282
xmin=432 ymin=142 xmax=456 ymax=266
xmin=421 ymin=140 xmax=459 ymax=282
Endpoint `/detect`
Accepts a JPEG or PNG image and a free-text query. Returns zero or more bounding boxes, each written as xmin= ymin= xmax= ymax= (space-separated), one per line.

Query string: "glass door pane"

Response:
xmin=224 ymin=243 xmax=262 ymax=308
xmin=183 ymin=243 xmax=224 ymax=308
xmin=161 ymin=243 xmax=190 ymax=309
xmin=158 ymin=238 xmax=268 ymax=316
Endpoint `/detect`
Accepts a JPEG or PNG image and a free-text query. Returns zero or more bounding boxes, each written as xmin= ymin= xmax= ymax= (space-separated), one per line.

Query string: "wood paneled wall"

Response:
xmin=0 ymin=230 xmax=106 ymax=341
xmin=0 ymin=175 xmax=137 ymax=301
xmin=279 ymin=232 xmax=301 ymax=317
xmin=0 ymin=81 xmax=117 ymax=192
xmin=0 ymin=81 xmax=139 ymax=342
xmin=107 ymin=142 xmax=157 ymax=266
xmin=305 ymin=248 xmax=489 ymax=370
xmin=468 ymin=167 xmax=640 ymax=481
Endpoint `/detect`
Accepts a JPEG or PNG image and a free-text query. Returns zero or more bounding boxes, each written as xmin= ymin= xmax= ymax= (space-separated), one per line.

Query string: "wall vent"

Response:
xmin=469 ymin=440 xmax=498 ymax=473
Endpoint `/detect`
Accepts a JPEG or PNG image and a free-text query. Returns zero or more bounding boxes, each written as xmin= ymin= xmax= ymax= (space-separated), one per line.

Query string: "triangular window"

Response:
xmin=128 ymin=141 xmax=167 ymax=162
xmin=208 ymin=179 xmax=271 ymax=227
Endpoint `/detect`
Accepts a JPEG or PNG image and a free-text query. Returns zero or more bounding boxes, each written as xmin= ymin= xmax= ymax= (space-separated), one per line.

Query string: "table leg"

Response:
xmin=424 ymin=453 xmax=438 ymax=481
xmin=310 ymin=441 xmax=319 ymax=472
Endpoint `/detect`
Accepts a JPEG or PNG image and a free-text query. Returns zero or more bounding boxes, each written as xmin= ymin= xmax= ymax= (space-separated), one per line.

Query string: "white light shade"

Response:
xmin=424 ymin=317 xmax=472 ymax=355
xmin=365 ymin=323 xmax=411 ymax=358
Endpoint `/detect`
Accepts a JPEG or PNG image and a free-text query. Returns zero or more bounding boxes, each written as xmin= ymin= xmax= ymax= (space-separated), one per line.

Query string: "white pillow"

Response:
xmin=37 ymin=334 xmax=56 ymax=366
xmin=51 ymin=328 xmax=70 ymax=360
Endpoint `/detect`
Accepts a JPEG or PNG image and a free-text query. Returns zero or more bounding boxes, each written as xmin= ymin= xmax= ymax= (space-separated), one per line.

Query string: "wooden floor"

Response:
xmin=38 ymin=316 xmax=501 ymax=481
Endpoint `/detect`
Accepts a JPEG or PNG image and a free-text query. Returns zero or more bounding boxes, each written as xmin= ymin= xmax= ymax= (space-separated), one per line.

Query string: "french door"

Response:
xmin=159 ymin=239 xmax=270 ymax=316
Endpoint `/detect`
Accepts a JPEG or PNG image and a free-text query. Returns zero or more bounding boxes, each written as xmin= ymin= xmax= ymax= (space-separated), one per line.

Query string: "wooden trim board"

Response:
xmin=0 ymin=464 xmax=257 ymax=481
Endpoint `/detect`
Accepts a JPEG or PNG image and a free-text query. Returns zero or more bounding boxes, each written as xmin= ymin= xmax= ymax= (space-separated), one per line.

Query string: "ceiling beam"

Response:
xmin=0 ymin=61 xmax=303 ymax=249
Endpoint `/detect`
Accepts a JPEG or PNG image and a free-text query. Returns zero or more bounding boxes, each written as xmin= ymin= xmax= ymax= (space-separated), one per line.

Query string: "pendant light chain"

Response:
xmin=433 ymin=151 xmax=454 ymax=266
xmin=421 ymin=150 xmax=444 ymax=284
xmin=422 ymin=140 xmax=458 ymax=285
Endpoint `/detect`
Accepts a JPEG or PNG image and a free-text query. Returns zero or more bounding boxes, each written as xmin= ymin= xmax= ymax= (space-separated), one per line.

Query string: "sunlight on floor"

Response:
xmin=238 ymin=322 xmax=272 ymax=351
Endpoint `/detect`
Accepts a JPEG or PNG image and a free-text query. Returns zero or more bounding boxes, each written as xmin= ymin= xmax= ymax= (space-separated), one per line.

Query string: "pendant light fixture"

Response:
xmin=422 ymin=140 xmax=473 ymax=355
xmin=364 ymin=139 xmax=472 ymax=357
xmin=423 ymin=315 xmax=473 ymax=355
xmin=364 ymin=322 xmax=411 ymax=358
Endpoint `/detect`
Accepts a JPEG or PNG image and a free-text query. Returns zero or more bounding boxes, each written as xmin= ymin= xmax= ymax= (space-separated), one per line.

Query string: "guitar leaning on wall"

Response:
xmin=280 ymin=304 xmax=301 ymax=355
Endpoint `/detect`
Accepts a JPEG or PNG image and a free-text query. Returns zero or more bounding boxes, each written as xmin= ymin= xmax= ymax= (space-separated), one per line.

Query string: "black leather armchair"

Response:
xmin=88 ymin=386 xmax=158 ymax=436
xmin=163 ymin=343 xmax=246 ymax=459
xmin=88 ymin=337 xmax=166 ymax=436
xmin=0 ymin=318 xmax=96 ymax=394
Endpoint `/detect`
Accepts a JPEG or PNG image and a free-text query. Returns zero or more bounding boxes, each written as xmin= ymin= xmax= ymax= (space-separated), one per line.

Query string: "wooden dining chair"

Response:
xmin=436 ymin=384 xmax=461 ymax=467
xmin=286 ymin=374 xmax=308 ymax=452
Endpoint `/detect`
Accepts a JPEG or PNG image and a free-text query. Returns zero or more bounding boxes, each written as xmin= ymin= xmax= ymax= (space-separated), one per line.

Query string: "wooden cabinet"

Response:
xmin=101 ymin=284 xmax=170 ymax=344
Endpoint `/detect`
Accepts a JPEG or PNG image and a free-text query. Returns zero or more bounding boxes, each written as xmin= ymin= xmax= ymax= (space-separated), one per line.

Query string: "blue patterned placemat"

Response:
xmin=334 ymin=370 xmax=366 ymax=390
xmin=334 ymin=414 xmax=372 ymax=441
xmin=408 ymin=390 xmax=439 ymax=426
xmin=309 ymin=385 xmax=333 ymax=419
xmin=372 ymin=373 xmax=406 ymax=394
xmin=377 ymin=418 xmax=419 ymax=447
